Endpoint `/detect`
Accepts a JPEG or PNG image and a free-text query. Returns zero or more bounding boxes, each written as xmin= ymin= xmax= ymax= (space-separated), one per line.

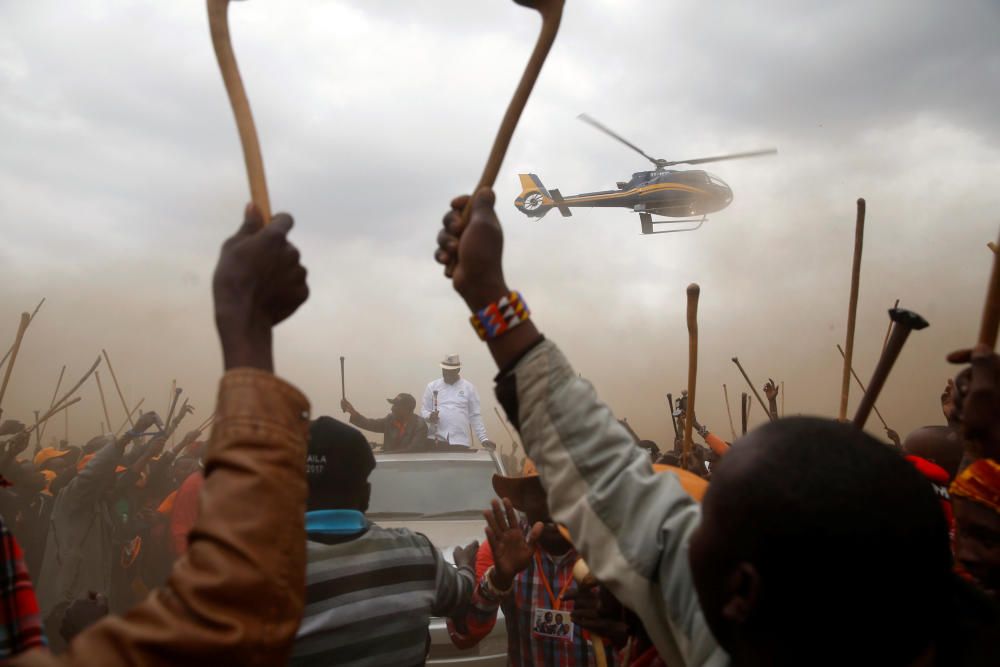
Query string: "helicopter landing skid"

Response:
xmin=639 ymin=213 xmax=706 ymax=235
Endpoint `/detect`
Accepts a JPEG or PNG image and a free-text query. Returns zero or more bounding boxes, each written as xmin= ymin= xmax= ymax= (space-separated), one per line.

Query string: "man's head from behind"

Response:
xmin=689 ymin=417 xmax=952 ymax=666
xmin=306 ymin=417 xmax=375 ymax=513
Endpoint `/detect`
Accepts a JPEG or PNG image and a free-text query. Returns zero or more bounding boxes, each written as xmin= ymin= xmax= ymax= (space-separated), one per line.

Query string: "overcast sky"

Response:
xmin=1 ymin=0 xmax=999 ymax=452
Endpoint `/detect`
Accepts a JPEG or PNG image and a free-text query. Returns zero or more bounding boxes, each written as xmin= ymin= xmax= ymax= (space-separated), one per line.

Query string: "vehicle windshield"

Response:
xmin=367 ymin=458 xmax=499 ymax=520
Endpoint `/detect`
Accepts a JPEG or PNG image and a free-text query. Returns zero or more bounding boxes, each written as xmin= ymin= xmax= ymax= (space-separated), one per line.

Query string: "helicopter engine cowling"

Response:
xmin=515 ymin=173 xmax=556 ymax=219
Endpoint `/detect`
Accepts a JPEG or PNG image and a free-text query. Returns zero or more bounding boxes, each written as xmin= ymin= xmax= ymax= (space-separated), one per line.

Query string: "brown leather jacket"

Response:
xmin=13 ymin=369 xmax=310 ymax=666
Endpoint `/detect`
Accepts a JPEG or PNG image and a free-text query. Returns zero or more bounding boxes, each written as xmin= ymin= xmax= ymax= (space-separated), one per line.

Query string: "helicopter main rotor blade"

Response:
xmin=663 ymin=148 xmax=777 ymax=167
xmin=578 ymin=113 xmax=662 ymax=167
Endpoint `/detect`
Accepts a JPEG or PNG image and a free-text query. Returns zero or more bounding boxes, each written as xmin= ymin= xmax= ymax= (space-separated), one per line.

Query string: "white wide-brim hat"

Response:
xmin=440 ymin=353 xmax=462 ymax=370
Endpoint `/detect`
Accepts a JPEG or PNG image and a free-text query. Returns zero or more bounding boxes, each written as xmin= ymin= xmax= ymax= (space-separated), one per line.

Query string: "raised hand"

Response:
xmin=435 ymin=189 xmax=508 ymax=310
xmin=340 ymin=399 xmax=355 ymax=415
xmin=763 ymin=379 xmax=779 ymax=401
xmin=132 ymin=411 xmax=163 ymax=435
xmin=941 ymin=378 xmax=958 ymax=426
xmin=484 ymin=498 xmax=542 ymax=590
xmin=947 ymin=345 xmax=1000 ymax=459
xmin=214 ymin=204 xmax=309 ymax=372
xmin=453 ymin=540 xmax=479 ymax=571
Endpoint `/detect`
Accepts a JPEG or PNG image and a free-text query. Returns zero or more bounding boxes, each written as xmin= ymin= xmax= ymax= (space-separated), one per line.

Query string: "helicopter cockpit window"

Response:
xmin=707 ymin=172 xmax=727 ymax=187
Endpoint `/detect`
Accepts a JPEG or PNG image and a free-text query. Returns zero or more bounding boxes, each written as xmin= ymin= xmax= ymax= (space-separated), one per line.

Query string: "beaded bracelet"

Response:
xmin=481 ymin=565 xmax=514 ymax=600
xmin=470 ymin=291 xmax=530 ymax=341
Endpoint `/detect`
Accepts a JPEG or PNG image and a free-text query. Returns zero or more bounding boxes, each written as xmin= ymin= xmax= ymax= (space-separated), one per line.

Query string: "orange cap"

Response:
xmin=34 ymin=447 xmax=71 ymax=467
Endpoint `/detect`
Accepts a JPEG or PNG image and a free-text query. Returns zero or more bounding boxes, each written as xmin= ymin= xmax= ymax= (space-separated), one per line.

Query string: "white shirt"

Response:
xmin=421 ymin=377 xmax=488 ymax=447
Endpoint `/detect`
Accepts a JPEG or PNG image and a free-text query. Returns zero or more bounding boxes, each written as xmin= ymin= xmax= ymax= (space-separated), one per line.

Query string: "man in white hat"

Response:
xmin=421 ymin=354 xmax=493 ymax=449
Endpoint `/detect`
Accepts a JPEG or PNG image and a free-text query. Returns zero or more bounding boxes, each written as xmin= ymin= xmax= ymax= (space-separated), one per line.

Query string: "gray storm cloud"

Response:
xmin=1 ymin=0 xmax=998 ymax=450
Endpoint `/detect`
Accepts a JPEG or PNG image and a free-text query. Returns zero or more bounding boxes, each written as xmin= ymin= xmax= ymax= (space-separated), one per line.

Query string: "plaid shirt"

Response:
xmin=448 ymin=526 xmax=608 ymax=667
xmin=1 ymin=517 xmax=46 ymax=658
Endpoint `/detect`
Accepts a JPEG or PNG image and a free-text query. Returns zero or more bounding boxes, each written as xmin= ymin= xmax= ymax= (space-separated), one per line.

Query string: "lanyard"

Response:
xmin=534 ymin=551 xmax=575 ymax=610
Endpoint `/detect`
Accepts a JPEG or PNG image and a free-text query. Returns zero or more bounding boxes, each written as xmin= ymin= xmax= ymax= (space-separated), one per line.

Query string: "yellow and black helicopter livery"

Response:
xmin=515 ymin=114 xmax=776 ymax=234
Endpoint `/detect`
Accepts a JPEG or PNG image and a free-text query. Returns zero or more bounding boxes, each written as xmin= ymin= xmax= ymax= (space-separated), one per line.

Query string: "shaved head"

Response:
xmin=689 ymin=417 xmax=952 ymax=665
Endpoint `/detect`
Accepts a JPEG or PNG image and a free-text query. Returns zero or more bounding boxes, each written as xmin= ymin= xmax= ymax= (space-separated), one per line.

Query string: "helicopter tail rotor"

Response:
xmin=515 ymin=173 xmax=556 ymax=219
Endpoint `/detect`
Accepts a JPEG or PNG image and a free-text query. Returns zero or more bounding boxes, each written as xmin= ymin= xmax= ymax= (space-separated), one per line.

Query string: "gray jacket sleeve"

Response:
xmin=497 ymin=339 xmax=728 ymax=667
xmin=63 ymin=439 xmax=124 ymax=510
xmin=427 ymin=538 xmax=475 ymax=618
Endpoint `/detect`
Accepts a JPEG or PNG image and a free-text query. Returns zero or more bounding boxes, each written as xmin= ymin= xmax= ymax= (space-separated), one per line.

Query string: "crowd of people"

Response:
xmin=0 ymin=189 xmax=997 ymax=667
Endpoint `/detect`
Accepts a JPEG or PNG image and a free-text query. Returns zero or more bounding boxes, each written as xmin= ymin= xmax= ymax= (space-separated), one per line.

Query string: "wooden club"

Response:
xmin=740 ymin=393 xmax=748 ymax=435
xmin=0 ymin=313 xmax=30 ymax=420
xmin=38 ymin=365 xmax=66 ymax=443
xmin=853 ymin=307 xmax=928 ymax=429
xmin=840 ymin=198 xmax=865 ymax=420
xmin=731 ymin=357 xmax=772 ymax=421
xmin=570 ymin=558 xmax=608 ymax=667
xmin=94 ymin=371 xmax=113 ymax=435
xmin=339 ymin=356 xmax=346 ymax=401
xmin=102 ymin=349 xmax=133 ymax=430
xmin=836 ymin=344 xmax=890 ymax=431
xmin=683 ymin=284 xmax=700 ymax=468
xmin=451 ymin=0 xmax=564 ymax=274
xmin=0 ymin=299 xmax=43 ymax=372
xmin=207 ymin=0 xmax=271 ymax=223
xmin=722 ymin=384 xmax=737 ymax=441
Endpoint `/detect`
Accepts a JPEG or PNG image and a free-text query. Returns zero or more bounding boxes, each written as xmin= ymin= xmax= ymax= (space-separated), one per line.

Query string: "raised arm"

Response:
xmin=433 ymin=189 xmax=724 ymax=666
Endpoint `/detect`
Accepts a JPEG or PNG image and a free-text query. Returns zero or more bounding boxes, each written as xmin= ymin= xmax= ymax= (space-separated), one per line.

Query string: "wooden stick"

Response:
xmin=882 ymin=299 xmax=900 ymax=354
xmin=115 ymin=398 xmax=145 ymax=436
xmin=64 ymin=402 xmax=69 ymax=442
xmin=666 ymin=393 xmax=679 ymax=443
xmin=48 ymin=357 xmax=101 ymax=417
xmin=0 ymin=299 xmax=43 ymax=372
xmin=571 ymin=558 xmax=608 ymax=667
xmin=164 ymin=384 xmax=181 ymax=433
xmin=339 ymin=356 xmax=346 ymax=401
xmin=840 ymin=198 xmax=866 ymax=420
xmin=853 ymin=308 xmax=928 ymax=429
xmin=94 ymin=371 xmax=113 ymax=435
xmin=38 ymin=365 xmax=66 ymax=442
xmin=837 ymin=344 xmax=890 ymax=430
xmin=101 ymin=349 xmax=133 ymax=430
xmin=207 ymin=0 xmax=271 ymax=224
xmin=683 ymin=284 xmax=700 ymax=468
xmin=33 ymin=410 xmax=41 ymax=450
xmin=978 ymin=229 xmax=1000 ymax=349
xmin=25 ymin=397 xmax=81 ymax=435
xmin=0 ymin=313 xmax=31 ymax=419
xmin=731 ymin=357 xmax=772 ymax=420
xmin=722 ymin=384 xmax=737 ymax=441
xmin=196 ymin=412 xmax=217 ymax=433
xmin=166 ymin=380 xmax=177 ymax=422
xmin=452 ymin=0 xmax=563 ymax=273
xmin=493 ymin=406 xmax=517 ymax=444
xmin=740 ymin=393 xmax=749 ymax=435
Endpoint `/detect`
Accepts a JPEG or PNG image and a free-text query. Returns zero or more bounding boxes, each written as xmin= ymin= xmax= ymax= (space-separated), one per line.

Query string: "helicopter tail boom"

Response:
xmin=515 ymin=173 xmax=556 ymax=219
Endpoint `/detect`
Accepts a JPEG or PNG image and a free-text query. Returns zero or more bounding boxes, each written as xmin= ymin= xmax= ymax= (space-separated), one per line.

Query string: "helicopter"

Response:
xmin=514 ymin=114 xmax=776 ymax=234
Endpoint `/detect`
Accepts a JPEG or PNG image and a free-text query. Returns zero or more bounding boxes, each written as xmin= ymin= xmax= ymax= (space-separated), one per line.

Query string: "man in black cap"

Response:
xmin=292 ymin=416 xmax=477 ymax=666
xmin=341 ymin=393 xmax=427 ymax=452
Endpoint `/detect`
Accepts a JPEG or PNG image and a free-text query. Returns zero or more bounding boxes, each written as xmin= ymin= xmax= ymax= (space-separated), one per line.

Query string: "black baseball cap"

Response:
xmin=307 ymin=416 xmax=375 ymax=511
xmin=386 ymin=393 xmax=417 ymax=411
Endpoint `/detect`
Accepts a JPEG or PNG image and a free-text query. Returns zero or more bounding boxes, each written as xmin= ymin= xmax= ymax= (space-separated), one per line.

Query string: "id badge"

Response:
xmin=531 ymin=606 xmax=574 ymax=642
